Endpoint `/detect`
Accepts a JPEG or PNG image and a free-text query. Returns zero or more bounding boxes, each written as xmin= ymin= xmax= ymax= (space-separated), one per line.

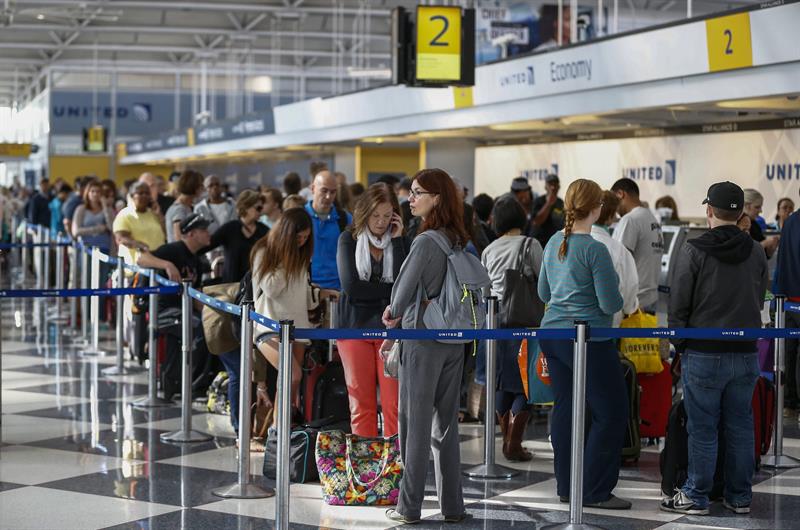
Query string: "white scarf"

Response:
xmin=355 ymin=230 xmax=394 ymax=283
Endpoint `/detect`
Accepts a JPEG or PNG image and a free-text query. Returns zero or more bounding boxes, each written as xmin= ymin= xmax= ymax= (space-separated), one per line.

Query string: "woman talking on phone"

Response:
xmin=336 ymin=183 xmax=408 ymax=438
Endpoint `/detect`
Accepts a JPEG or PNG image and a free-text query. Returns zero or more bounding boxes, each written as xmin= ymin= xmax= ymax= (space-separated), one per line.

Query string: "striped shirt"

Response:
xmin=538 ymin=232 xmax=623 ymax=331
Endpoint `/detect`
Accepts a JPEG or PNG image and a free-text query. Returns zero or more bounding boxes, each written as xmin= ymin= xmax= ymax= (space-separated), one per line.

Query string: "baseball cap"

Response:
xmin=510 ymin=177 xmax=531 ymax=192
xmin=702 ymin=181 xmax=744 ymax=211
xmin=180 ymin=213 xmax=211 ymax=234
xmin=545 ymin=174 xmax=560 ymax=184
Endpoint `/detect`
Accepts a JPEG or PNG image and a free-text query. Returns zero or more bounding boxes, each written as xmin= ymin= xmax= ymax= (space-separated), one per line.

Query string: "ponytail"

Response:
xmin=558 ymin=210 xmax=576 ymax=261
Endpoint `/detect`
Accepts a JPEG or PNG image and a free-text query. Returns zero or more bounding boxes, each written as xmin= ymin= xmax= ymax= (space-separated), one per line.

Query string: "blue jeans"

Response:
xmin=219 ymin=349 xmax=241 ymax=434
xmin=681 ymin=350 xmax=759 ymax=508
xmin=539 ymin=338 xmax=628 ymax=503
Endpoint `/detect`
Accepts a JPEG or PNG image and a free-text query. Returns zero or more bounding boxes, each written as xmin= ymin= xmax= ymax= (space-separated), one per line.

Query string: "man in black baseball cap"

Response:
xmin=702 ymin=181 xmax=744 ymax=212
xmin=136 ymin=213 xmax=213 ymax=399
xmin=662 ymin=180 xmax=768 ymax=516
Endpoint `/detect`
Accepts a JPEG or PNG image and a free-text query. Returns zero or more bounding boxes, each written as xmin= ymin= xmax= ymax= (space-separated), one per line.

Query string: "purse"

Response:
xmin=316 ymin=431 xmax=403 ymax=506
xmin=380 ymin=340 xmax=401 ymax=379
xmin=499 ymin=237 xmax=545 ymax=328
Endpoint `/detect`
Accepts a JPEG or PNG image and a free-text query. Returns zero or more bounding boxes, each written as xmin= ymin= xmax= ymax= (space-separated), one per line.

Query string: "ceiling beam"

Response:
xmin=13 ymin=0 xmax=391 ymax=17
xmin=3 ymin=23 xmax=391 ymax=42
xmin=0 ymin=42 xmax=390 ymax=60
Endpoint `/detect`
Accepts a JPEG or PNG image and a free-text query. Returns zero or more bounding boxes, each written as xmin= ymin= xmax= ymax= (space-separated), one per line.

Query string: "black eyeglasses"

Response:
xmin=409 ymin=189 xmax=437 ymax=199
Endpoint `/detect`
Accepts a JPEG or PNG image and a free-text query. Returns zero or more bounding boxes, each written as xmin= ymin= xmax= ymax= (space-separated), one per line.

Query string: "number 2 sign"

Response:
xmin=416 ymin=6 xmax=462 ymax=81
xmin=706 ymin=13 xmax=753 ymax=72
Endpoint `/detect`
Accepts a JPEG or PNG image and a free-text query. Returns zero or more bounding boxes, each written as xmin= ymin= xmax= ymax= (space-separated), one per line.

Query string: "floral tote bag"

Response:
xmin=316 ymin=431 xmax=403 ymax=506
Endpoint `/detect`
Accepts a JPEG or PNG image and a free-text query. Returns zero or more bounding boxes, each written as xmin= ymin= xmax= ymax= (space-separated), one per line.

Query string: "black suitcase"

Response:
xmin=312 ymin=360 xmax=351 ymax=424
xmin=659 ymin=400 xmax=724 ymax=499
xmin=620 ymin=357 xmax=642 ymax=462
xmin=262 ymin=417 xmax=351 ymax=483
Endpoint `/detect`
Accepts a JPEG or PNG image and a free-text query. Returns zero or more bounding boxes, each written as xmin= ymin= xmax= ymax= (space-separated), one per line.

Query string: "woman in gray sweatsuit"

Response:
xmin=381 ymin=169 xmax=471 ymax=524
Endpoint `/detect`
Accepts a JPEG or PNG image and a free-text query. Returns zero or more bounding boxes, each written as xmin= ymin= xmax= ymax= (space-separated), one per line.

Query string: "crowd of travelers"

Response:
xmin=0 ymin=162 xmax=798 ymax=523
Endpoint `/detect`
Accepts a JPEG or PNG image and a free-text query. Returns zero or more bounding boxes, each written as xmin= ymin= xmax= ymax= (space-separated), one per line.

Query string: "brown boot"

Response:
xmin=504 ymin=410 xmax=533 ymax=462
xmin=496 ymin=411 xmax=510 ymax=454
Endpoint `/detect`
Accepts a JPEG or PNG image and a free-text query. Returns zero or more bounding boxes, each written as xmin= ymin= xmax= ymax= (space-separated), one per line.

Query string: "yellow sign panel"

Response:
xmin=416 ymin=6 xmax=461 ymax=81
xmin=87 ymin=126 xmax=106 ymax=152
xmin=0 ymin=143 xmax=32 ymax=158
xmin=706 ymin=13 xmax=753 ymax=72
xmin=187 ymin=127 xmax=196 ymax=146
xmin=453 ymin=87 xmax=473 ymax=109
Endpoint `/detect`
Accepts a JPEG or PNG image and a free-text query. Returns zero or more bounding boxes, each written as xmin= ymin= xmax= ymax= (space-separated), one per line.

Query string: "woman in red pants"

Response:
xmin=336 ymin=183 xmax=408 ymax=437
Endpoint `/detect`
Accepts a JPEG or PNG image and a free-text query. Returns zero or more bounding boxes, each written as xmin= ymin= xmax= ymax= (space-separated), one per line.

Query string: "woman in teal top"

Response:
xmin=538 ymin=179 xmax=631 ymax=510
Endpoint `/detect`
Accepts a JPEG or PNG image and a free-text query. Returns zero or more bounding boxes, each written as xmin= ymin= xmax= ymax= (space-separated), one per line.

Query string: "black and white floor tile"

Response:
xmin=3 ymin=274 xmax=800 ymax=529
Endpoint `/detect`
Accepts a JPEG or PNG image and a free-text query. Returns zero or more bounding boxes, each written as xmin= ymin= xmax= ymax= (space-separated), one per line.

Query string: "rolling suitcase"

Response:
xmin=619 ymin=356 xmax=641 ymax=462
xmin=752 ymin=376 xmax=775 ymax=469
xmin=639 ymin=360 xmax=672 ymax=439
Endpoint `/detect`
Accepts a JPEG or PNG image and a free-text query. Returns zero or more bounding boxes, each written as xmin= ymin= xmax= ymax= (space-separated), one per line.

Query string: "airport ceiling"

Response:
xmin=0 ymin=0 xmax=763 ymax=107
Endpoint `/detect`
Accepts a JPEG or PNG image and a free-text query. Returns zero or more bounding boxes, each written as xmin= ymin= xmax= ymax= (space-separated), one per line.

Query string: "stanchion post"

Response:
xmin=79 ymin=247 xmax=107 ymax=356
xmin=275 ymin=319 xmax=294 ymax=530
xmin=103 ymin=257 xmax=143 ymax=376
xmin=49 ymin=234 xmax=69 ymax=324
xmin=544 ymin=321 xmax=604 ymax=530
xmin=328 ymin=299 xmax=337 ymax=362
xmin=21 ymin=223 xmax=28 ymax=283
xmin=134 ymin=269 xmax=173 ymax=408
xmin=213 ymin=302 xmax=275 ymax=499
xmin=80 ymin=244 xmax=90 ymax=343
xmin=66 ymin=243 xmax=80 ymax=334
xmin=763 ymin=296 xmax=800 ymax=469
xmin=464 ymin=296 xmax=519 ymax=480
xmin=43 ymin=231 xmax=51 ymax=290
xmin=161 ymin=280 xmax=212 ymax=443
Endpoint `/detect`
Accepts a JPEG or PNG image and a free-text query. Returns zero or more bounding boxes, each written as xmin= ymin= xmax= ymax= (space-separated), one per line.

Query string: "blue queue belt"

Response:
xmin=0 ymin=242 xmax=72 ymax=249
xmin=786 ymin=302 xmax=800 ymax=314
xmin=0 ymin=285 xmax=180 ymax=298
xmin=187 ymin=286 xmax=242 ymax=316
xmin=249 ymin=310 xmax=281 ymax=333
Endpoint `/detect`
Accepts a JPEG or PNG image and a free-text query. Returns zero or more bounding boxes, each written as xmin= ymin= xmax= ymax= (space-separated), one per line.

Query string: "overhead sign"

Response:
xmin=0 ymin=143 xmax=33 ymax=158
xmin=706 ymin=12 xmax=753 ymax=72
xmin=416 ymin=6 xmax=462 ymax=82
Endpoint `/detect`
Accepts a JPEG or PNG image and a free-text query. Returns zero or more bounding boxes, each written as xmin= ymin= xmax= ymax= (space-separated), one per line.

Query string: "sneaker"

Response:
xmin=723 ymin=500 xmax=751 ymax=514
xmin=660 ymin=490 xmax=709 ymax=515
xmin=443 ymin=512 xmax=471 ymax=523
xmin=385 ymin=509 xmax=420 ymax=525
xmin=584 ymin=495 xmax=632 ymax=510
xmin=559 ymin=496 xmax=569 ymax=503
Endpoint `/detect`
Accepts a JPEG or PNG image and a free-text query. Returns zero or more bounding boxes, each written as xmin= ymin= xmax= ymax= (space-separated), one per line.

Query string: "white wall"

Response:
xmin=475 ymin=128 xmax=800 ymax=219
xmin=333 ymin=147 xmax=356 ymax=183
xmin=425 ymin=139 xmax=478 ymax=200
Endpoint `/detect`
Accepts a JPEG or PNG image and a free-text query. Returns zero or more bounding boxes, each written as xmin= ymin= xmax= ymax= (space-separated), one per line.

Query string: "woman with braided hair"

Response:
xmin=537 ymin=179 xmax=631 ymax=510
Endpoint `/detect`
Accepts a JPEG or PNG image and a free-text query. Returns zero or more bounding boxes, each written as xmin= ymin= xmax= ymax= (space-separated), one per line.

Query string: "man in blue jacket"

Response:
xmin=305 ymin=170 xmax=352 ymax=290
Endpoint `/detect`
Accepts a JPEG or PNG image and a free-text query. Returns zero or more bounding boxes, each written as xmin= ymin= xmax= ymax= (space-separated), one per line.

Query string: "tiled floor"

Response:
xmin=3 ymin=262 xmax=800 ymax=529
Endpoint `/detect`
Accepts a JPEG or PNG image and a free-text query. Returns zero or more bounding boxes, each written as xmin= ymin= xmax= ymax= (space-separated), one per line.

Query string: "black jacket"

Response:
xmin=668 ymin=225 xmax=769 ymax=354
xmin=336 ymin=230 xmax=408 ymax=329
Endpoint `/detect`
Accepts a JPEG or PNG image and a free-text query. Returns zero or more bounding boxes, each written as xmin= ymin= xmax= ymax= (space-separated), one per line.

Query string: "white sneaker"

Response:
xmin=660 ymin=490 xmax=709 ymax=515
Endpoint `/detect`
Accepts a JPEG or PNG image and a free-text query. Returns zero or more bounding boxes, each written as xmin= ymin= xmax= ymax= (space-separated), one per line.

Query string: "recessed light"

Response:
xmin=36 ymin=14 xmax=45 ymax=20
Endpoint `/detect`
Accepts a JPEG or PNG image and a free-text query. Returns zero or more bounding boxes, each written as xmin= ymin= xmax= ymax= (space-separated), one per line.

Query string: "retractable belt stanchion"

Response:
xmin=161 ymin=280 xmax=213 ymax=443
xmin=43 ymin=231 xmax=51 ymax=290
xmin=134 ymin=270 xmax=173 ymax=408
xmin=328 ymin=300 xmax=337 ymax=362
xmin=213 ymin=301 xmax=275 ymax=499
xmin=276 ymin=319 xmax=294 ymax=530
xmin=103 ymin=257 xmax=145 ymax=376
xmin=544 ymin=321 xmax=603 ymax=530
xmin=464 ymin=296 xmax=518 ymax=480
xmin=65 ymin=243 xmax=80 ymax=335
xmin=763 ymin=296 xmax=800 ymax=469
xmin=79 ymin=245 xmax=90 ymax=346
xmin=20 ymin=223 xmax=28 ymax=283
xmin=79 ymin=247 xmax=107 ymax=356
xmin=49 ymin=234 xmax=69 ymax=324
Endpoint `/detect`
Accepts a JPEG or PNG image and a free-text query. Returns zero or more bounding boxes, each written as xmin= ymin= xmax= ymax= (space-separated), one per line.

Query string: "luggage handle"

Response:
xmin=345 ymin=435 xmax=393 ymax=490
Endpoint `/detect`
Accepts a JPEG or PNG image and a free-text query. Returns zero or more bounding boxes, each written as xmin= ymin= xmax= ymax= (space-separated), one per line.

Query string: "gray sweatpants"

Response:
xmin=397 ymin=339 xmax=465 ymax=519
